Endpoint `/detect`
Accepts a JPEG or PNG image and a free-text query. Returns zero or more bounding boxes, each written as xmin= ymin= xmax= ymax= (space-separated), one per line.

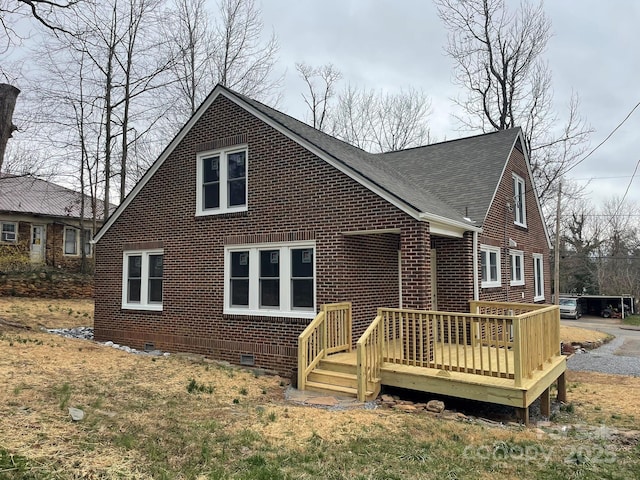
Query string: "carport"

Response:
xmin=571 ymin=294 xmax=636 ymax=318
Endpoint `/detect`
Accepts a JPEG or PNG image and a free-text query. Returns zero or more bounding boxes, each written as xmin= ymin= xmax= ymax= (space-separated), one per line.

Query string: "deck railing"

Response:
xmin=356 ymin=314 xmax=383 ymax=402
xmin=376 ymin=302 xmax=561 ymax=384
xmin=298 ymin=302 xmax=352 ymax=390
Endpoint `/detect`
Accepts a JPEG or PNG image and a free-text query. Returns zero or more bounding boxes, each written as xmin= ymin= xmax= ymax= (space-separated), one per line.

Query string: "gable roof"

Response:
xmin=95 ymin=84 xmax=535 ymax=242
xmin=0 ymin=175 xmax=111 ymax=220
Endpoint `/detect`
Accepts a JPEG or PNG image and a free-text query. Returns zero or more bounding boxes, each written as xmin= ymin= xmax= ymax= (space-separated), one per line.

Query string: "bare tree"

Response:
xmin=214 ymin=0 xmax=280 ymax=101
xmin=0 ymin=83 xmax=19 ymax=171
xmin=297 ymin=63 xmax=432 ymax=152
xmin=435 ymin=0 xmax=592 ymax=208
xmin=296 ymin=62 xmax=342 ymax=131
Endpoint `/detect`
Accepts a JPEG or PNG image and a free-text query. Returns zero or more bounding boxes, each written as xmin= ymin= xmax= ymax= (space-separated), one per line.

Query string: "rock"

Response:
xmin=68 ymin=407 xmax=85 ymax=421
xmin=426 ymin=400 xmax=445 ymax=413
xmin=456 ymin=413 xmax=468 ymax=420
xmin=537 ymin=420 xmax=552 ymax=428
xmin=393 ymin=404 xmax=417 ymax=412
xmin=380 ymin=394 xmax=395 ymax=403
xmin=105 ymin=341 xmax=114 ymax=347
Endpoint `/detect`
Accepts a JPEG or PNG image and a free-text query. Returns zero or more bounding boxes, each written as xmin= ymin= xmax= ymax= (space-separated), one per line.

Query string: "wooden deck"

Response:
xmin=298 ymin=301 xmax=567 ymax=424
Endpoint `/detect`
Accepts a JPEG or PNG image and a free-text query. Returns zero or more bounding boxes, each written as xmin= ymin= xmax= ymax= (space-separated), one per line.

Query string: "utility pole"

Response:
xmin=554 ymin=182 xmax=562 ymax=305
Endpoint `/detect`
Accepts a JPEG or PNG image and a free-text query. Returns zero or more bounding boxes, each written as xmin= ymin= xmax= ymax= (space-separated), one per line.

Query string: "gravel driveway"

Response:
xmin=564 ymin=316 xmax=640 ymax=376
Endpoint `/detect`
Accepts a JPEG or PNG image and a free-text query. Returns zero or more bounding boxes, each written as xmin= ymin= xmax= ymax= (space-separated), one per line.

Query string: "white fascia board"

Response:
xmin=94 ymin=86 xmax=229 ymax=243
xmin=419 ymin=212 xmax=480 ymax=236
xmin=515 ymin=130 xmax=553 ymax=249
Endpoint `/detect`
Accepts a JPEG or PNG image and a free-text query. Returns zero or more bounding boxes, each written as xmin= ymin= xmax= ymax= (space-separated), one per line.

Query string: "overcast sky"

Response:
xmin=259 ymin=0 xmax=640 ymax=208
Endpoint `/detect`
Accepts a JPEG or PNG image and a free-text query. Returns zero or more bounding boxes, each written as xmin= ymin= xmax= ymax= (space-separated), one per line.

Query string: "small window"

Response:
xmin=122 ymin=250 xmax=164 ymax=310
xmin=64 ymin=227 xmax=78 ymax=255
xmin=1 ymin=222 xmax=17 ymax=242
xmin=513 ymin=174 xmax=527 ymax=227
xmin=509 ymin=250 xmax=525 ymax=286
xmin=64 ymin=227 xmax=93 ymax=256
xmin=480 ymin=245 xmax=501 ymax=288
xmin=197 ymin=147 xmax=247 ymax=215
xmin=533 ymin=253 xmax=545 ymax=301
xmin=225 ymin=242 xmax=316 ymax=318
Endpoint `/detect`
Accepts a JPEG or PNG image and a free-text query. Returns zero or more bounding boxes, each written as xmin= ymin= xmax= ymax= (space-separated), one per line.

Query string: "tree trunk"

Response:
xmin=0 ymin=84 xmax=21 ymax=173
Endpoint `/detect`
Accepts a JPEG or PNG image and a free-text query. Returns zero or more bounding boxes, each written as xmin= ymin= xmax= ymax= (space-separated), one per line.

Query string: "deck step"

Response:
xmin=307 ymin=369 xmax=358 ymax=389
xmin=318 ymin=358 xmax=357 ymax=375
xmin=304 ymin=380 xmax=374 ymax=399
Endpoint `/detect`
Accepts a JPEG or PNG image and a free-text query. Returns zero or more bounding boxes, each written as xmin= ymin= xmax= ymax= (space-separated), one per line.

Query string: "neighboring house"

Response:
xmin=93 ymin=84 xmax=551 ymax=375
xmin=0 ymin=174 xmax=109 ymax=272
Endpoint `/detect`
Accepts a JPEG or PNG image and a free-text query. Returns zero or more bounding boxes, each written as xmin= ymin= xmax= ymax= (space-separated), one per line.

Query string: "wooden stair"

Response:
xmin=303 ymin=357 xmax=379 ymax=401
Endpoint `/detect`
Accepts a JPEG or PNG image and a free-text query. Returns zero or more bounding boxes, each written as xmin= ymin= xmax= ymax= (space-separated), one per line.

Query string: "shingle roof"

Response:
xmin=0 ymin=175 xmax=111 ymax=220
xmin=233 ymin=89 xmax=520 ymax=227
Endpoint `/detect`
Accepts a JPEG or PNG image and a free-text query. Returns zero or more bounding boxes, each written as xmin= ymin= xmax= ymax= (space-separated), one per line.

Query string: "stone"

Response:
xmin=68 ymin=407 xmax=85 ymax=421
xmin=306 ymin=396 xmax=339 ymax=406
xmin=393 ymin=404 xmax=417 ymax=412
xmin=537 ymin=420 xmax=552 ymax=428
xmin=380 ymin=394 xmax=395 ymax=403
xmin=426 ymin=400 xmax=445 ymax=413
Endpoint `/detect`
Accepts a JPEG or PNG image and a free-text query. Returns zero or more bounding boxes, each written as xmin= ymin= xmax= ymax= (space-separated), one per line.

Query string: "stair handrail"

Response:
xmin=298 ymin=302 xmax=352 ymax=390
xmin=356 ymin=314 xmax=383 ymax=402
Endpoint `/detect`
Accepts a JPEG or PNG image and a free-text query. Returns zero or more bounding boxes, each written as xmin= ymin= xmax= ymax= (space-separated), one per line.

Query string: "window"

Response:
xmin=533 ymin=253 xmax=545 ymax=301
xmin=196 ymin=147 xmax=247 ymax=215
xmin=64 ymin=227 xmax=93 ymax=256
xmin=64 ymin=227 xmax=78 ymax=255
xmin=122 ymin=250 xmax=164 ymax=310
xmin=224 ymin=242 xmax=315 ymax=318
xmin=509 ymin=250 xmax=525 ymax=286
xmin=513 ymin=174 xmax=527 ymax=227
xmin=480 ymin=245 xmax=501 ymax=288
xmin=1 ymin=222 xmax=17 ymax=242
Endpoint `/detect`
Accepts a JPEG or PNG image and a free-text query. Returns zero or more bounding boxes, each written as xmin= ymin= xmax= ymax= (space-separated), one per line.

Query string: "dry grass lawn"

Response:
xmin=0 ymin=297 xmax=638 ymax=479
xmin=560 ymin=325 xmax=611 ymax=345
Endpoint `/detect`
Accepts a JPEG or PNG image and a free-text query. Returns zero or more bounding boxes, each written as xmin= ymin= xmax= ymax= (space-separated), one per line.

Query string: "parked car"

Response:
xmin=559 ymin=297 xmax=582 ymax=319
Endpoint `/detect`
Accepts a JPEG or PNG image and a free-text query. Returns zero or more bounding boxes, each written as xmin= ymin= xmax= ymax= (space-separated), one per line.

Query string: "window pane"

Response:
xmin=228 ymin=178 xmax=246 ymax=206
xmin=260 ymin=250 xmax=279 ymax=277
xmin=260 ymin=279 xmax=280 ymax=307
xmin=231 ymin=251 xmax=249 ymax=277
xmin=292 ymin=279 xmax=313 ymax=308
xmin=65 ymin=229 xmax=77 ymax=255
xmin=292 ymin=248 xmax=313 ymax=277
xmin=515 ymin=256 xmax=522 ymax=280
xmin=231 ymin=279 xmax=249 ymax=306
xmin=489 ymin=252 xmax=497 ymax=281
xmin=203 ymin=156 xmax=219 ymax=183
xmin=481 ymin=251 xmax=487 ymax=281
xmin=128 ymin=279 xmax=141 ymax=302
xmin=149 ymin=255 xmax=163 ymax=278
xmin=128 ymin=255 xmax=142 ymax=278
xmin=204 ymin=183 xmax=220 ymax=209
xmin=148 ymin=279 xmax=163 ymax=303
xmin=227 ymin=151 xmax=246 ymax=179
xmin=83 ymin=229 xmax=92 ymax=256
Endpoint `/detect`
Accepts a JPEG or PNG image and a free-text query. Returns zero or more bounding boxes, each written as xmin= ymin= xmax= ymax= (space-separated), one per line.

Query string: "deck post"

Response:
xmin=516 ymin=407 xmax=529 ymax=426
xmin=540 ymin=387 xmax=551 ymax=418
xmin=556 ymin=372 xmax=567 ymax=403
xmin=512 ymin=317 xmax=523 ymax=387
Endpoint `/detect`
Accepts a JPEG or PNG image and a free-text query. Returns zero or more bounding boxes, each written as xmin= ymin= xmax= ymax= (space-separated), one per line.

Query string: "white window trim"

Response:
xmin=224 ymin=241 xmax=316 ymax=319
xmin=1 ymin=221 xmax=18 ymax=243
xmin=196 ymin=145 xmax=248 ymax=216
xmin=513 ymin=173 xmax=527 ymax=227
xmin=480 ymin=245 xmax=501 ymax=288
xmin=509 ymin=249 xmax=525 ymax=287
xmin=63 ymin=227 xmax=93 ymax=257
xmin=122 ymin=249 xmax=164 ymax=311
xmin=533 ymin=253 xmax=545 ymax=301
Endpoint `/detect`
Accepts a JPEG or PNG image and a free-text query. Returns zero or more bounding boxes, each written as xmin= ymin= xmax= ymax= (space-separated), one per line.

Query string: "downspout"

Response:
xmin=472 ymin=231 xmax=479 ymax=301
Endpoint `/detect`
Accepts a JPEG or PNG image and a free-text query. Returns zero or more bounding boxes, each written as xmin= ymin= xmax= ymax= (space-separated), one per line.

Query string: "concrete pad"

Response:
xmin=305 ymin=396 xmax=340 ymax=406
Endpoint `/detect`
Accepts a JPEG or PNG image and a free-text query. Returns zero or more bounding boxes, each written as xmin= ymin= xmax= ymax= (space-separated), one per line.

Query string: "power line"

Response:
xmin=566 ymin=100 xmax=640 ymax=174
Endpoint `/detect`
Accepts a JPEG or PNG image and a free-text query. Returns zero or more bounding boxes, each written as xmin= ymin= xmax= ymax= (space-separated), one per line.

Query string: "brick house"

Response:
xmin=0 ymin=175 xmax=109 ymax=272
xmin=93 ymin=85 xmax=551 ymax=375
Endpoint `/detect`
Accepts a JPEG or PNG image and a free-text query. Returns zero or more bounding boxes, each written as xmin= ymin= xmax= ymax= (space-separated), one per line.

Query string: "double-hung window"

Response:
xmin=513 ymin=173 xmax=527 ymax=227
xmin=533 ymin=253 xmax=545 ymax=301
xmin=197 ymin=147 xmax=247 ymax=215
xmin=509 ymin=250 xmax=525 ymax=286
xmin=480 ymin=245 xmax=501 ymax=288
xmin=122 ymin=250 xmax=164 ymax=310
xmin=1 ymin=222 xmax=17 ymax=242
xmin=64 ymin=227 xmax=93 ymax=256
xmin=225 ymin=242 xmax=316 ymax=318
